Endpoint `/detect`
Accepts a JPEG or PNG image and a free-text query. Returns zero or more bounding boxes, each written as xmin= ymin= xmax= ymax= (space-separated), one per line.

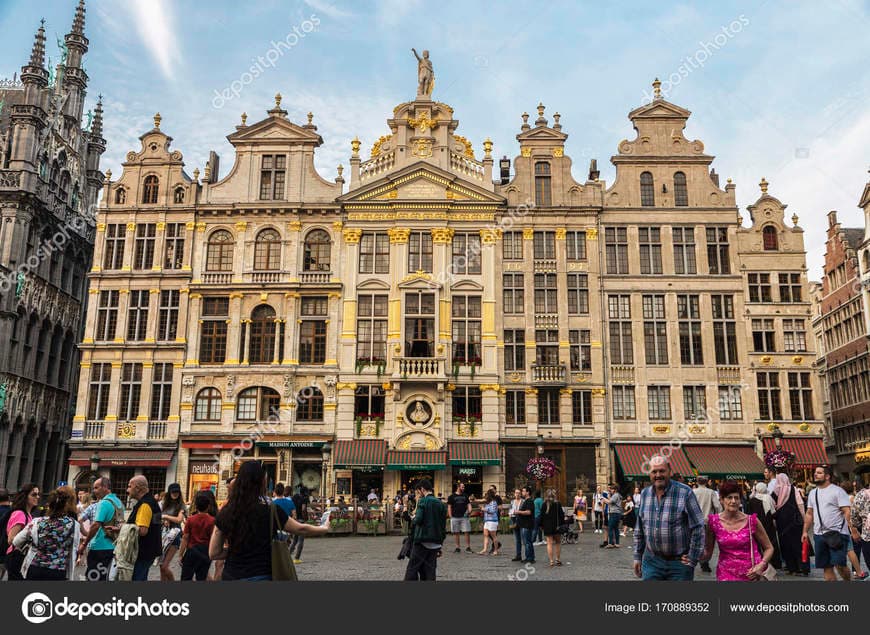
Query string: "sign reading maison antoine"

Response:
xmin=69 ymin=52 xmax=822 ymax=503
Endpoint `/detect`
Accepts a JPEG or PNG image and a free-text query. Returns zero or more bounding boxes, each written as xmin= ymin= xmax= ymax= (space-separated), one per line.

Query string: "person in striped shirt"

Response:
xmin=633 ymin=454 xmax=705 ymax=580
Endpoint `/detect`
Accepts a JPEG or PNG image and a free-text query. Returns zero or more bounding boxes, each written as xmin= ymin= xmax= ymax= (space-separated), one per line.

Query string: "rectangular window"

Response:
xmin=533 ymin=273 xmax=558 ymax=313
xmin=502 ymin=231 xmax=523 ymax=260
xmin=408 ymin=231 xmax=433 ymax=273
xmin=150 ymin=363 xmax=173 ymax=421
xmin=452 ymin=296 xmax=482 ymax=364
xmin=299 ymin=321 xmax=327 ymax=364
xmin=711 ymin=294 xmax=738 ymax=364
xmin=199 ymin=297 xmax=229 ymax=365
xmin=103 ymin=224 xmax=126 ymax=270
xmin=404 ymin=292 xmax=435 ymax=357
xmin=503 ymin=273 xmax=524 ymax=314
xmin=359 ymin=232 xmax=390 ymax=274
xmin=677 ymin=294 xmax=702 ymax=365
xmin=87 ymin=363 xmax=112 ymax=420
xmin=537 ymin=388 xmax=560 ymax=425
xmin=534 ymin=162 xmax=552 ymax=207
xmin=706 ymin=227 xmax=730 ymax=274
xmin=569 ymin=330 xmax=591 ymax=371
xmin=533 ymin=231 xmax=556 ymax=260
xmin=718 ymin=386 xmax=743 ymax=420
xmin=259 ymin=154 xmax=286 ymax=200
xmin=566 ymin=231 xmax=587 ymax=261
xmin=752 ymin=318 xmax=776 ymax=353
xmin=505 ymin=390 xmax=526 ymax=425
xmin=788 ymin=372 xmax=814 ymax=420
xmin=118 ymin=363 xmax=143 ymax=421
xmin=157 ymin=290 xmax=179 ymax=341
xmin=163 ymin=223 xmax=185 ymax=270
xmin=504 ymin=329 xmax=526 ymax=371
xmin=133 ymin=223 xmax=156 ymax=270
xmin=605 ymin=227 xmax=629 ymax=274
xmin=682 ymin=385 xmax=707 ymax=420
xmin=638 ymin=227 xmax=663 ymax=274
xmin=672 ymin=227 xmax=696 ymax=274
xmin=779 ymin=273 xmax=802 ymax=302
xmin=452 ymin=233 xmax=482 ymax=274
xmin=453 ymin=386 xmax=482 ymax=419
xmin=567 ymin=273 xmax=589 ymax=315
xmin=748 ymin=273 xmax=772 ymax=303
xmin=642 ymin=294 xmax=668 ymax=365
xmin=648 ymin=386 xmax=672 ymax=420
xmin=572 ymin=391 xmax=593 ymax=425
xmin=783 ymin=319 xmax=807 ymax=352
xmin=612 ymin=385 xmax=636 ymax=420
xmin=300 ymin=296 xmax=328 ymax=316
xmin=356 ymin=294 xmax=388 ymax=363
xmin=535 ymin=329 xmax=559 ymax=365
xmin=757 ymin=372 xmax=782 ymax=420
xmin=96 ymin=290 xmax=119 ymax=341
xmin=126 ymin=290 xmax=150 ymax=341
xmin=608 ymin=295 xmax=633 ymax=364
xmin=354 ymin=385 xmax=386 ymax=418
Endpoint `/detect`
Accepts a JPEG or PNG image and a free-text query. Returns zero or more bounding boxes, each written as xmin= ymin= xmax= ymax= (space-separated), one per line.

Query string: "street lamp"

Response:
xmin=772 ymin=425 xmax=784 ymax=449
xmin=321 ymin=442 xmax=332 ymax=501
xmin=89 ymin=452 xmax=100 ymax=485
xmin=536 ymin=434 xmax=545 ymax=456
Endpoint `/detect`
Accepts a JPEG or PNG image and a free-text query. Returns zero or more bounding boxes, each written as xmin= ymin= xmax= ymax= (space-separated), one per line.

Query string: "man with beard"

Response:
xmin=803 ymin=465 xmax=857 ymax=581
xmin=633 ymin=455 xmax=705 ymax=580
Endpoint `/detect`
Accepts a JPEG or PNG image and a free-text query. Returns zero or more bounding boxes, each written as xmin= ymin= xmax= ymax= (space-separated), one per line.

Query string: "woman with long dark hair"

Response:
xmin=5 ymin=483 xmax=39 ymax=581
xmin=159 ymin=483 xmax=188 ymax=581
xmin=208 ymin=461 xmax=328 ymax=580
xmin=13 ymin=486 xmax=79 ymax=580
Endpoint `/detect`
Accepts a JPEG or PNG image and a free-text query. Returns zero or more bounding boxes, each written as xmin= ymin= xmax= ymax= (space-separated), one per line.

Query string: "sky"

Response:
xmin=0 ymin=0 xmax=868 ymax=279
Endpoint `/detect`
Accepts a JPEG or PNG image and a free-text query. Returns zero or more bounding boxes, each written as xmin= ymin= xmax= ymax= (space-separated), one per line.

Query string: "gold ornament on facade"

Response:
xmin=193 ymin=168 xmax=200 ymax=182
xmin=382 ymin=382 xmax=392 ymax=391
xmin=401 ymin=270 xmax=434 ymax=283
xmin=798 ymin=422 xmax=810 ymax=432
xmin=408 ymin=113 xmax=437 ymax=134
xmin=759 ymin=177 xmax=769 ymax=194
xmin=521 ymin=147 xmax=531 ymax=158
xmin=509 ymin=373 xmax=522 ymax=383
xmin=342 ymin=228 xmax=362 ymax=244
xmin=452 ymin=135 xmax=474 ymax=158
xmin=586 ymin=228 xmax=598 ymax=240
xmin=332 ymin=221 xmax=343 ymax=231
xmin=525 ymin=387 xmax=538 ymax=395
xmin=287 ymin=221 xmax=302 ymax=231
xmin=591 ymin=388 xmax=606 ymax=396
xmin=412 ymin=138 xmax=433 ymax=158
xmin=430 ymin=227 xmax=454 ymax=243
xmin=483 ymin=137 xmax=493 ymax=158
xmin=652 ymin=425 xmax=671 ymax=434
xmin=351 ymin=136 xmax=361 ymax=156
xmin=388 ymin=227 xmax=411 ymax=243
xmin=370 ymin=134 xmax=392 ymax=157
xmin=688 ymin=425 xmax=706 ymax=435
xmin=153 ymin=112 xmax=162 ymax=129
xmin=554 ymin=228 xmax=567 ymax=240
xmin=195 ymin=222 xmax=206 ymax=232
xmin=522 ymin=228 xmax=535 ymax=240
xmin=479 ymin=228 xmax=502 ymax=245
xmin=761 ymin=356 xmax=772 ymax=365
xmin=235 ymin=221 xmax=247 ymax=231
xmin=117 ymin=422 xmax=136 ymax=439
xmin=552 ymin=147 xmax=564 ymax=158
xmin=792 ymin=356 xmax=803 ymax=364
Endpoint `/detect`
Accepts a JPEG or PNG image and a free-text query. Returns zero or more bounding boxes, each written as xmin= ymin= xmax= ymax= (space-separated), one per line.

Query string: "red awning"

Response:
xmin=683 ymin=445 xmax=766 ymax=479
xmin=69 ymin=449 xmax=174 ymax=467
xmin=762 ymin=438 xmax=828 ymax=468
xmin=612 ymin=444 xmax=693 ymax=478
xmin=333 ymin=440 xmax=387 ymax=468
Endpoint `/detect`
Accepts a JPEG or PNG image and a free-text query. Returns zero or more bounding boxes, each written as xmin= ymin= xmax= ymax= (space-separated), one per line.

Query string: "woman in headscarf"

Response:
xmin=770 ymin=473 xmax=806 ymax=575
xmin=748 ymin=482 xmax=781 ymax=570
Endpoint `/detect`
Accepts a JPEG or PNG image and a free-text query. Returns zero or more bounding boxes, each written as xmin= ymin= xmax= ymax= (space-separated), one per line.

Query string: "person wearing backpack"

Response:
xmin=0 ymin=488 xmax=12 ymax=579
xmin=76 ymin=477 xmax=124 ymax=581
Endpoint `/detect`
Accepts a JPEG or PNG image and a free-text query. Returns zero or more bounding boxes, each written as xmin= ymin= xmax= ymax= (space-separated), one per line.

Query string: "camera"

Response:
xmin=28 ymin=599 xmax=52 ymax=619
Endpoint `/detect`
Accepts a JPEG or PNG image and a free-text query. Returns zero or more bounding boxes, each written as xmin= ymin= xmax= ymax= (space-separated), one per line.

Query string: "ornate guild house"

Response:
xmin=69 ymin=56 xmax=824 ymax=502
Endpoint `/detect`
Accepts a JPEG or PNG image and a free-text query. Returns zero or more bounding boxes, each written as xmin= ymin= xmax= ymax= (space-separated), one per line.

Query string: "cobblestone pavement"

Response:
xmin=93 ymin=528 xmax=829 ymax=581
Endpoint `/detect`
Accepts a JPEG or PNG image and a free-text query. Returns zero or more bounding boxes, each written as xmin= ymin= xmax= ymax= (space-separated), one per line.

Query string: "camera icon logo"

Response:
xmin=21 ymin=592 xmax=53 ymax=624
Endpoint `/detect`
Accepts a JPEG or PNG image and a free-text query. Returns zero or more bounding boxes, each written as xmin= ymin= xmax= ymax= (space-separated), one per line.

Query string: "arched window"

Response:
xmin=194 ymin=387 xmax=222 ymax=421
xmin=142 ymin=175 xmax=159 ymax=204
xmin=303 ymin=230 xmax=331 ymax=271
xmin=297 ymin=387 xmax=324 ymax=421
xmin=863 ymin=251 xmax=870 ymax=272
xmin=534 ymin=162 xmax=552 ymax=207
xmin=640 ymin=172 xmax=655 ymax=207
xmin=114 ymin=188 xmax=126 ymax=204
xmin=173 ymin=187 xmax=185 ymax=204
xmin=206 ymin=230 xmax=234 ymax=271
xmin=236 ymin=386 xmax=280 ymax=421
xmin=762 ymin=226 xmax=778 ymax=251
xmin=254 ymin=229 xmax=281 ymax=270
xmin=59 ymin=171 xmax=71 ymax=201
xmin=248 ymin=305 xmax=277 ymax=364
xmin=49 ymin=160 xmax=59 ymax=189
xmin=673 ymin=171 xmax=688 ymax=207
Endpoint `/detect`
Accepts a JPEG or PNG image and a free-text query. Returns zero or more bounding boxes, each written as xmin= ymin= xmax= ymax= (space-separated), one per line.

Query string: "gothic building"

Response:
xmin=69 ymin=68 xmax=824 ymax=502
xmin=0 ymin=1 xmax=105 ymax=492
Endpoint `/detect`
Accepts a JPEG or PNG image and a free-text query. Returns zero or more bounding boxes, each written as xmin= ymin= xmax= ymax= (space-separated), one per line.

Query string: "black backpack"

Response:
xmin=0 ymin=506 xmax=12 ymax=562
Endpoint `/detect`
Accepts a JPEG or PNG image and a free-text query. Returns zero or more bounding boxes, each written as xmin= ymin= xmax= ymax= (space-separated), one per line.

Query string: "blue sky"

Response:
xmin=1 ymin=0 xmax=868 ymax=278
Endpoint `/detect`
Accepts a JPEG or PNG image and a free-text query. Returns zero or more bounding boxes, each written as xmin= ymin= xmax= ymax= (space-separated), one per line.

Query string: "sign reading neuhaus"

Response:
xmin=21 ymin=592 xmax=190 ymax=623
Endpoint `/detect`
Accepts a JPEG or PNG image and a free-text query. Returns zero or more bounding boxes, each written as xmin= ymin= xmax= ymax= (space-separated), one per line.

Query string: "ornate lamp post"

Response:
xmin=89 ymin=451 xmax=100 ymax=486
xmin=321 ymin=442 xmax=332 ymax=502
xmin=771 ymin=425 xmax=784 ymax=449
xmin=535 ymin=434 xmax=545 ymax=495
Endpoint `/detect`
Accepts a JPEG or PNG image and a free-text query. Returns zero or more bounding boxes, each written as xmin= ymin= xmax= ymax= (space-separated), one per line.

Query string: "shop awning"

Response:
xmin=69 ymin=449 xmax=174 ymax=467
xmin=333 ymin=440 xmax=387 ymax=468
xmin=448 ymin=442 xmax=501 ymax=466
xmin=762 ymin=437 xmax=828 ymax=468
xmin=683 ymin=445 xmax=765 ymax=480
xmin=612 ymin=444 xmax=693 ymax=478
xmin=386 ymin=450 xmax=447 ymax=470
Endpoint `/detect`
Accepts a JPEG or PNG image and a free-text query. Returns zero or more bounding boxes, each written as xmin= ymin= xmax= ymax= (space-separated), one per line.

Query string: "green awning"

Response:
xmin=386 ymin=450 xmax=447 ymax=470
xmin=448 ymin=442 xmax=500 ymax=466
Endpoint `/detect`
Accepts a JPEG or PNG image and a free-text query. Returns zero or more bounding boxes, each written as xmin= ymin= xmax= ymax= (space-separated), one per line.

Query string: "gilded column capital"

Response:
xmin=156 ymin=222 xmax=166 ymax=231
xmin=126 ymin=222 xmax=136 ymax=232
xmin=234 ymin=221 xmax=248 ymax=231
xmin=185 ymin=221 xmax=196 ymax=230
xmin=431 ymin=227 xmax=454 ymax=243
xmin=554 ymin=228 xmax=567 ymax=240
xmin=522 ymin=228 xmax=535 ymax=240
xmin=287 ymin=221 xmax=302 ymax=232
xmin=332 ymin=221 xmax=344 ymax=231
xmin=96 ymin=223 xmax=106 ymax=232
xmin=586 ymin=228 xmax=598 ymax=240
xmin=479 ymin=228 xmax=503 ymax=245
xmin=388 ymin=227 xmax=411 ymax=243
xmin=342 ymin=228 xmax=363 ymax=244
xmin=195 ymin=222 xmax=206 ymax=232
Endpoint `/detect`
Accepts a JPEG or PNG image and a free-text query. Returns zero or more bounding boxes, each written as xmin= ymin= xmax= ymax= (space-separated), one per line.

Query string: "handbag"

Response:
xmin=748 ymin=514 xmax=777 ymax=581
xmin=15 ymin=519 xmax=40 ymax=579
xmin=270 ymin=504 xmax=298 ymax=581
xmin=397 ymin=536 xmax=412 ymax=560
xmin=814 ymin=489 xmax=844 ymax=550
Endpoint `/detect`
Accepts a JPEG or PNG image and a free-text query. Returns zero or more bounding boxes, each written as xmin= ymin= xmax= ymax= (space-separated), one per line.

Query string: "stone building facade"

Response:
xmin=0 ymin=1 xmax=105 ymax=493
xmin=69 ymin=71 xmax=824 ymax=502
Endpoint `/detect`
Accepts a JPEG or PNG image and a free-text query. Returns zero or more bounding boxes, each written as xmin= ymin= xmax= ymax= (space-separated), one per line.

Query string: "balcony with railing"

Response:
xmin=360 ymin=149 xmax=396 ymax=182
xmin=534 ymin=313 xmax=559 ymax=328
xmin=202 ymin=272 xmax=232 ymax=284
xmin=83 ymin=421 xmax=105 ymax=440
xmin=610 ymin=365 xmax=635 ymax=383
xmin=531 ymin=364 xmax=567 ymax=385
xmin=299 ymin=271 xmax=333 ymax=284
xmin=533 ymin=259 xmax=558 ymax=273
xmin=453 ymin=416 xmax=482 ymax=438
xmin=148 ymin=421 xmax=168 ymax=440
xmin=249 ymin=271 xmax=283 ymax=283
xmin=354 ymin=416 xmax=384 ymax=438
xmin=393 ymin=357 xmax=446 ymax=380
xmin=717 ymin=366 xmax=741 ymax=384
xmin=449 ymin=151 xmax=485 ymax=181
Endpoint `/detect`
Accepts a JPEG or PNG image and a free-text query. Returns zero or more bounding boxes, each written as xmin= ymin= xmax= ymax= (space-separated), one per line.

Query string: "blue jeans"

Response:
xmin=132 ymin=558 xmax=154 ymax=581
xmin=641 ymin=554 xmax=695 ymax=581
xmin=521 ymin=527 xmax=535 ymax=561
xmin=607 ymin=514 xmax=621 ymax=545
xmin=513 ymin=525 xmax=523 ymax=558
xmin=533 ymin=516 xmax=542 ymax=542
xmin=239 ymin=575 xmax=272 ymax=581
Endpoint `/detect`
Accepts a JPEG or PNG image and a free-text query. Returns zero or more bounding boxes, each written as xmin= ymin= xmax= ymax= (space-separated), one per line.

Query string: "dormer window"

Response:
xmin=114 ymin=188 xmax=126 ymax=204
xmin=142 ymin=175 xmax=159 ymax=204
xmin=674 ymin=171 xmax=688 ymax=206
xmin=640 ymin=172 xmax=655 ymax=207
xmin=762 ymin=226 xmax=778 ymax=251
xmin=173 ymin=187 xmax=185 ymax=204
xmin=259 ymin=154 xmax=286 ymax=200
xmin=534 ymin=162 xmax=552 ymax=207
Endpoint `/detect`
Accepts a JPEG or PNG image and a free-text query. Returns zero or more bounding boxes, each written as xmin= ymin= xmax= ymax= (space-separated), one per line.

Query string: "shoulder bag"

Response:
xmin=814 ymin=489 xmax=844 ymax=550
xmin=748 ymin=514 xmax=777 ymax=581
xmin=271 ymin=504 xmax=298 ymax=581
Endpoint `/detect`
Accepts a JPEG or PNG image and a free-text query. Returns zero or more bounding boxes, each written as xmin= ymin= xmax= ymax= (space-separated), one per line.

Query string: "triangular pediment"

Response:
xmin=340 ymin=163 xmax=504 ymax=204
xmin=516 ymin=126 xmax=568 ymax=143
xmin=398 ymin=271 xmax=442 ymax=290
xmin=628 ymin=99 xmax=692 ymax=120
xmin=227 ymin=116 xmax=323 ymax=146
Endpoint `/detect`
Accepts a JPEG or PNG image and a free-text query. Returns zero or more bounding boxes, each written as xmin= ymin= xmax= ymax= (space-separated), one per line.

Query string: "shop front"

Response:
xmin=386 ymin=450 xmax=447 ymax=496
xmin=447 ymin=442 xmax=501 ymax=499
xmin=332 ymin=440 xmax=388 ymax=501
xmin=69 ymin=449 xmax=174 ymax=497
xmin=504 ymin=443 xmax=597 ymax=503
xmin=612 ymin=443 xmax=694 ymax=487
xmin=762 ymin=437 xmax=827 ymax=483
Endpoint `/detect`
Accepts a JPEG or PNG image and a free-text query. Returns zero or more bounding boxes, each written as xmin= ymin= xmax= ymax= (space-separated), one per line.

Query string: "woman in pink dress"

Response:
xmin=701 ymin=481 xmax=775 ymax=581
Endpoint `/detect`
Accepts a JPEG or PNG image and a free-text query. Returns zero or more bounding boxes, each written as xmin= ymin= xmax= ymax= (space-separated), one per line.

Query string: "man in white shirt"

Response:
xmin=764 ymin=467 xmax=778 ymax=500
xmin=692 ymin=476 xmax=722 ymax=572
xmin=803 ymin=464 xmax=859 ymax=581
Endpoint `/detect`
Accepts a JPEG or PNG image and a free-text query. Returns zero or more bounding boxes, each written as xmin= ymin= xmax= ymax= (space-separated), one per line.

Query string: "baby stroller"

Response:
xmin=559 ymin=522 xmax=579 ymax=545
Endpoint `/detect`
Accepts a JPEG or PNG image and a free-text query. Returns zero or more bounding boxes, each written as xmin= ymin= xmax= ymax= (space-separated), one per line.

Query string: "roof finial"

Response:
xmin=92 ymin=94 xmax=104 ymax=137
xmin=552 ymin=112 xmax=561 ymax=130
xmin=28 ymin=20 xmax=47 ymax=68
xmin=275 ymin=93 xmax=282 ymax=108
xmin=791 ymin=213 xmax=799 ymax=227
xmin=307 ymin=111 xmax=313 ymax=125
xmin=535 ymin=102 xmax=547 ymax=127
xmin=483 ymin=137 xmax=493 ymax=159
xmin=759 ymin=177 xmax=768 ymax=194
xmin=351 ymin=136 xmax=360 ymax=156
xmin=521 ymin=111 xmax=530 ymax=131
xmin=652 ymin=77 xmax=662 ymax=100
xmin=71 ymin=0 xmax=86 ymax=36
xmin=193 ymin=168 xmax=200 ymax=182
xmin=153 ymin=112 xmax=161 ymax=130
xmin=240 ymin=112 xmax=247 ymax=126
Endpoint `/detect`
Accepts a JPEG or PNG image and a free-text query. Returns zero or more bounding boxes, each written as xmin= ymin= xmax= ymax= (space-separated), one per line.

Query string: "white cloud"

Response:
xmin=123 ymin=0 xmax=181 ymax=81
xmin=302 ymin=0 xmax=352 ymax=19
